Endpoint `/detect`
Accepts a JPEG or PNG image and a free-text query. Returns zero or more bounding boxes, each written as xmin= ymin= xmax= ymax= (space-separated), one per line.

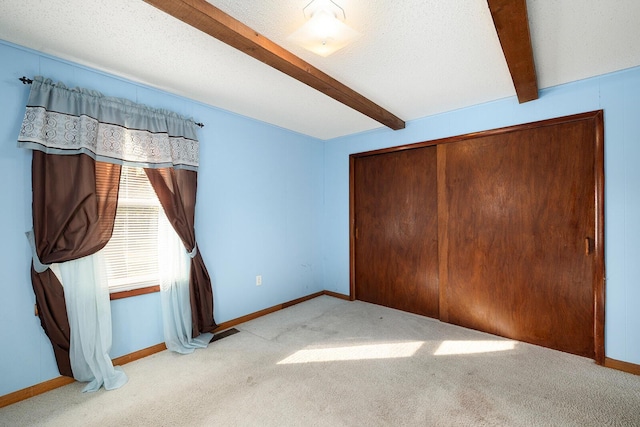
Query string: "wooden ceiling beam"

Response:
xmin=143 ymin=0 xmax=405 ymax=130
xmin=488 ymin=0 xmax=539 ymax=103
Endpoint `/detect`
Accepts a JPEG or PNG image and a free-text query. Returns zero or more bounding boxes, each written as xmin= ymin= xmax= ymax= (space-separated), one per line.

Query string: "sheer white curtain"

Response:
xmin=159 ymin=216 xmax=212 ymax=353
xmin=55 ymin=252 xmax=128 ymax=392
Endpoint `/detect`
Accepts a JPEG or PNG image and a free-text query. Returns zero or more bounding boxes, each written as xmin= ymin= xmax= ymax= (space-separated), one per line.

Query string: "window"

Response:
xmin=102 ymin=166 xmax=171 ymax=293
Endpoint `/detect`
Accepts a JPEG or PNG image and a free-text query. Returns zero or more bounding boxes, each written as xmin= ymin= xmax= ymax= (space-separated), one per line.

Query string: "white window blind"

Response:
xmin=103 ymin=166 xmax=171 ymax=293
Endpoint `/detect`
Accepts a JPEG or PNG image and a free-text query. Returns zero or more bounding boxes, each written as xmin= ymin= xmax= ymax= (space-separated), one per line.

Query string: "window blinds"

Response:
xmin=102 ymin=166 xmax=170 ymax=292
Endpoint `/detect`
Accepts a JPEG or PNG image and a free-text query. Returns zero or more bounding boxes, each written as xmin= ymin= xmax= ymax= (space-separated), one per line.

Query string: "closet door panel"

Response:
xmin=440 ymin=120 xmax=596 ymax=358
xmin=354 ymin=147 xmax=439 ymax=318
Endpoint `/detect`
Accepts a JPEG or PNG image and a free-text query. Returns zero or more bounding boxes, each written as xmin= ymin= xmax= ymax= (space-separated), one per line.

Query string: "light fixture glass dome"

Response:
xmin=287 ymin=1 xmax=361 ymax=57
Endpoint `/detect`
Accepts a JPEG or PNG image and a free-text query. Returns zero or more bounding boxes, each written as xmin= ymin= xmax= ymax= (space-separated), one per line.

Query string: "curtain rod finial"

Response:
xmin=19 ymin=76 xmax=33 ymax=85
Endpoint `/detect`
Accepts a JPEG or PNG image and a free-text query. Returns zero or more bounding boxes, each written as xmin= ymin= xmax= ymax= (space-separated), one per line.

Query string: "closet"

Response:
xmin=350 ymin=111 xmax=604 ymax=363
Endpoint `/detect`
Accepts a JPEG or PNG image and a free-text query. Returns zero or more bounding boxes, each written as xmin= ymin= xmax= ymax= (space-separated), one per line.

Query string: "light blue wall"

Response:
xmin=2 ymin=36 xmax=639 ymax=398
xmin=0 ymin=40 xmax=323 ymax=396
xmin=323 ymin=66 xmax=640 ymax=366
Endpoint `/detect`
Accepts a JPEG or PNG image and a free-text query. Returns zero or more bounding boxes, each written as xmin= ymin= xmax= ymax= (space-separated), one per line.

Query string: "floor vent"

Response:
xmin=210 ymin=328 xmax=240 ymax=343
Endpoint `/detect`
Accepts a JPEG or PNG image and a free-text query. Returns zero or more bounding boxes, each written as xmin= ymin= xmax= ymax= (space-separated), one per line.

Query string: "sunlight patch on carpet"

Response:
xmin=434 ymin=340 xmax=516 ymax=356
xmin=277 ymin=341 xmax=424 ymax=364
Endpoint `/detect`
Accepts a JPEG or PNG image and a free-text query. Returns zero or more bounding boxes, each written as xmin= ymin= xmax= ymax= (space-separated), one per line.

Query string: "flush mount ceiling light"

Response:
xmin=287 ymin=0 xmax=361 ymax=57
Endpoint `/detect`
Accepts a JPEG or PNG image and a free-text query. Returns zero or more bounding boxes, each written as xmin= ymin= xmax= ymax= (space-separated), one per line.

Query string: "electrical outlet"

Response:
xmin=256 ymin=275 xmax=262 ymax=286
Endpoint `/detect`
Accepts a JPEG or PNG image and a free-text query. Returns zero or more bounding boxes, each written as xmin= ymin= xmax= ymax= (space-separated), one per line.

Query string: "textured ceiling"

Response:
xmin=1 ymin=0 xmax=639 ymax=140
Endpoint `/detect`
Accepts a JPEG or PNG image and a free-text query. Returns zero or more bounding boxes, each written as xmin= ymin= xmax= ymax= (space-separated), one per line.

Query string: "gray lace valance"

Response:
xmin=18 ymin=76 xmax=200 ymax=170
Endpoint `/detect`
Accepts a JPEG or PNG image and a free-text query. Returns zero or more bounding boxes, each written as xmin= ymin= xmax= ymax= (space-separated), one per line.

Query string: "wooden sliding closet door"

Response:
xmin=438 ymin=118 xmax=598 ymax=358
xmin=353 ymin=147 xmax=439 ymax=318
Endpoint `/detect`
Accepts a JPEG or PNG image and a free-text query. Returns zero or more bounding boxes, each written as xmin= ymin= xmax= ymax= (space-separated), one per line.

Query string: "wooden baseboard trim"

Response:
xmin=0 ymin=375 xmax=74 ymax=409
xmin=213 ymin=291 xmax=350 ymax=332
xmin=322 ymin=290 xmax=351 ymax=300
xmin=0 ymin=341 xmax=169 ymax=409
xmin=1 ymin=290 xmax=348 ymax=408
xmin=604 ymin=357 xmax=640 ymax=376
xmin=112 ymin=342 xmax=167 ymax=366
xmin=213 ymin=291 xmax=326 ymax=332
xmin=283 ymin=291 xmax=325 ymax=308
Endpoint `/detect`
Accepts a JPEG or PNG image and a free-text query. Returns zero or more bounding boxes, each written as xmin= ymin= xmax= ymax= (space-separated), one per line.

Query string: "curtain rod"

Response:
xmin=19 ymin=76 xmax=205 ymax=128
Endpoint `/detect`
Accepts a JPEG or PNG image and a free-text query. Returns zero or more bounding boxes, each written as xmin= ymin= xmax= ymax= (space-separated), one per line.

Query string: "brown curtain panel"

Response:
xmin=145 ymin=167 xmax=217 ymax=337
xmin=30 ymin=151 xmax=120 ymax=376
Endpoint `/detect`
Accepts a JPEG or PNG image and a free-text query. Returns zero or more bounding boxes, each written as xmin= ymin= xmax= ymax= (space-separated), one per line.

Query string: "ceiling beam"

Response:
xmin=487 ymin=0 xmax=538 ymax=103
xmin=143 ymin=0 xmax=405 ymax=130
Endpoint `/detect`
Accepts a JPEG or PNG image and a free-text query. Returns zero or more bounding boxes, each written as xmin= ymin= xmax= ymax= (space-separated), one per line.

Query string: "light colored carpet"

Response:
xmin=2 ymin=296 xmax=639 ymax=426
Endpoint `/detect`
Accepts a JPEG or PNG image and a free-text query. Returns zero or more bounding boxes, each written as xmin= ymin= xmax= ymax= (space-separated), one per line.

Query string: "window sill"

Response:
xmin=110 ymin=285 xmax=160 ymax=300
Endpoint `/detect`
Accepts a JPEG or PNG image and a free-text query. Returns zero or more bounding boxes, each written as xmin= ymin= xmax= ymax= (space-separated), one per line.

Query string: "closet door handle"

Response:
xmin=585 ymin=237 xmax=593 ymax=255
